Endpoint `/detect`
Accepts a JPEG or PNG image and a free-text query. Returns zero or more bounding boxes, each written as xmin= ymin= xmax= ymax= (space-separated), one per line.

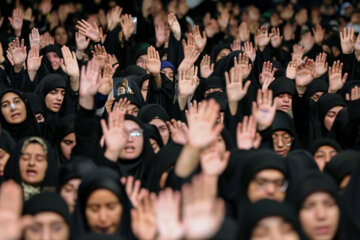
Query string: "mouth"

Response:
xmin=98 ymin=227 xmax=110 ymax=233
xmin=124 ymin=146 xmax=135 ymax=153
xmin=53 ymin=103 xmax=61 ymax=109
xmin=26 ymin=169 xmax=37 ymax=177
xmin=276 ymin=150 xmax=285 ymax=156
xmin=11 ymin=113 xmax=21 ymax=119
xmin=315 ymin=226 xmax=330 ymax=235
xmin=280 ymin=105 xmax=290 ymax=111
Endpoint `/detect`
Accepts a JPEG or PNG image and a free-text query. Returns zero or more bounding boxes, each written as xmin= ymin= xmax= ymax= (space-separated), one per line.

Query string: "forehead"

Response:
xmin=33 ymin=211 xmax=66 ymax=224
xmin=87 ymin=189 xmax=119 ymax=203
xmin=23 ymin=143 xmax=45 ymax=154
xmin=272 ymin=130 xmax=290 ymax=136
xmin=124 ymin=119 xmax=141 ymax=130
xmin=256 ymin=216 xmax=286 ymax=227
xmin=255 ymin=169 xmax=285 ymax=179
xmin=328 ymin=105 xmax=344 ymax=113
xmin=276 ymin=93 xmax=292 ymax=98
xmin=2 ymin=92 xmax=21 ymax=101
xmin=317 ymin=145 xmax=336 ymax=152
xmin=304 ymin=191 xmax=335 ymax=203
xmin=149 ymin=118 xmax=166 ymax=126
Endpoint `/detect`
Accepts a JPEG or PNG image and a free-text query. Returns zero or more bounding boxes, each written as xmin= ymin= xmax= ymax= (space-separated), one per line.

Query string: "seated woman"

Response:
xmin=242 ymin=199 xmax=302 ymax=240
xmin=0 ymin=89 xmax=41 ymax=141
xmin=4 ymin=136 xmax=58 ymax=200
xmin=74 ymin=167 xmax=131 ymax=238
xmin=22 ymin=191 xmax=71 ymax=240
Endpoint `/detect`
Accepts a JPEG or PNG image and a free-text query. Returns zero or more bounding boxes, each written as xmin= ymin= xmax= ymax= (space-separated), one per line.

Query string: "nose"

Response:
xmin=56 ymin=92 xmax=63 ymax=100
xmin=277 ymin=138 xmax=284 ymax=147
xmin=315 ymin=204 xmax=326 ymax=220
xmin=41 ymin=226 xmax=51 ymax=240
xmin=283 ymin=95 xmax=290 ymax=103
xmin=99 ymin=208 xmax=108 ymax=223
xmin=265 ymin=182 xmax=277 ymax=195
xmin=28 ymin=157 xmax=36 ymax=166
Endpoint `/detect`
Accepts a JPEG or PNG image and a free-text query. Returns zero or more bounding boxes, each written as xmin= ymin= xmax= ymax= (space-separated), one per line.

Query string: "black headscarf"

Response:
xmin=73 ymin=167 xmax=132 ymax=238
xmin=204 ymin=91 xmax=228 ymax=112
xmin=137 ymin=104 xmax=170 ymax=123
xmin=242 ymin=199 xmax=303 ymax=240
xmin=144 ymin=124 xmax=163 ymax=148
xmin=34 ymin=73 xmax=67 ymax=123
xmin=324 ymin=150 xmax=360 ymax=186
xmin=317 ymin=93 xmax=345 ymax=131
xmin=305 ymin=79 xmax=329 ymax=97
xmin=268 ymin=76 xmax=296 ymax=97
xmin=23 ymin=92 xmax=44 ymax=116
xmin=23 ymin=191 xmax=71 ymax=226
xmin=112 ymin=93 xmax=143 ymax=111
xmin=3 ymin=136 xmax=58 ymax=190
xmin=310 ymin=137 xmax=342 ymax=155
xmin=0 ymin=129 xmax=15 ymax=154
xmin=0 ymin=89 xmax=41 ymax=141
xmin=54 ymin=114 xmax=76 ymax=165
xmin=202 ymin=76 xmax=225 ymax=94
xmin=210 ymin=43 xmax=231 ymax=63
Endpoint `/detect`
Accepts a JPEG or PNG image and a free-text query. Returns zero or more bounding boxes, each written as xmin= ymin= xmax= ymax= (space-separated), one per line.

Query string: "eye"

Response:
xmin=1 ymin=103 xmax=8 ymax=108
xmin=50 ymin=90 xmax=57 ymax=94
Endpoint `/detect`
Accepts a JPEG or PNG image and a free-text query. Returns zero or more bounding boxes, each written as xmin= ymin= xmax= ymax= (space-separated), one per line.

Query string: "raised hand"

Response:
xmin=40 ymin=32 xmax=54 ymax=49
xmin=167 ymin=119 xmax=188 ymax=145
xmin=0 ymin=43 xmax=4 ymax=64
xmin=295 ymin=59 xmax=315 ymax=89
xmin=79 ymin=59 xmax=100 ymax=98
xmin=217 ymin=9 xmax=230 ymax=32
xmin=131 ymin=192 xmax=157 ymax=240
xmin=120 ymin=176 xmax=148 ymax=208
xmin=231 ymin=39 xmax=241 ymax=51
xmin=252 ymin=89 xmax=277 ymax=130
xmin=179 ymin=34 xmax=200 ymax=70
xmin=9 ymin=38 xmax=27 ymax=72
xmin=345 ymin=86 xmax=360 ymax=101
xmin=76 ymin=19 xmax=100 ymax=42
xmin=9 ymin=8 xmax=23 ymax=36
xmin=75 ymin=32 xmax=90 ymax=51
xmin=107 ymin=6 xmax=122 ymax=31
xmin=91 ymin=44 xmax=107 ymax=69
xmin=29 ymin=28 xmax=40 ymax=48
xmin=328 ymin=60 xmax=348 ymax=93
xmin=200 ymin=54 xmax=214 ymax=78
xmin=0 ymin=180 xmax=33 ymax=240
xmin=234 ymin=52 xmax=252 ymax=80
xmin=178 ymin=66 xmax=198 ymax=98
xmin=155 ymin=188 xmax=184 ymax=240
xmin=312 ymin=24 xmax=325 ymax=45
xmin=155 ymin=22 xmax=166 ymax=47
xmin=200 ymin=148 xmax=230 ymax=177
xmin=98 ymin=63 xmax=118 ymax=95
xmin=27 ymin=46 xmax=42 ymax=81
xmin=315 ymin=52 xmax=328 ymax=78
xmin=285 ymin=60 xmax=298 ymax=80
xmin=182 ymin=174 xmax=225 ymax=239
xmin=192 ymin=25 xmax=207 ymax=53
xmin=300 ymin=32 xmax=314 ymax=53
xmin=242 ymin=41 xmax=256 ymax=63
xmin=185 ymin=99 xmax=223 ymax=149
xmin=225 ymin=67 xmax=251 ymax=103
xmin=145 ymin=46 xmax=161 ymax=76
xmin=101 ymin=107 xmax=128 ymax=161
xmin=237 ymin=115 xmax=261 ymax=150
xmin=256 ymin=26 xmax=270 ymax=51
xmin=259 ymin=61 xmax=276 ymax=86
xmin=60 ymin=46 xmax=80 ymax=78
xmin=340 ymin=27 xmax=355 ymax=54
xmin=120 ymin=14 xmax=135 ymax=41
xmin=270 ymin=27 xmax=283 ymax=48
xmin=292 ymin=44 xmax=304 ymax=62
xmin=168 ymin=13 xmax=181 ymax=41
xmin=238 ymin=22 xmax=250 ymax=42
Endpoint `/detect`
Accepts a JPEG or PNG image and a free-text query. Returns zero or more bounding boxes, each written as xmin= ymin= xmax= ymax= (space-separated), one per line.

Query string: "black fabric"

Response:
xmin=3 ymin=136 xmax=58 ymax=189
xmin=113 ymin=93 xmax=143 ymax=110
xmin=324 ymin=150 xmax=360 ymax=185
xmin=144 ymin=124 xmax=163 ymax=148
xmin=305 ymin=79 xmax=329 ymax=97
xmin=310 ymin=137 xmax=342 ymax=155
xmin=0 ymin=129 xmax=15 ymax=154
xmin=268 ymin=76 xmax=296 ymax=97
xmin=242 ymin=199 xmax=302 ymax=240
xmin=202 ymin=75 xmax=225 ymax=93
xmin=137 ymin=104 xmax=170 ymax=123
xmin=54 ymin=114 xmax=76 ymax=165
xmin=23 ymin=191 xmax=71 ymax=225
xmin=0 ymin=89 xmax=41 ymax=141
xmin=23 ymin=92 xmax=44 ymax=115
xmin=205 ymin=91 xmax=228 ymax=111
xmin=210 ymin=43 xmax=231 ymax=63
xmin=317 ymin=93 xmax=346 ymax=127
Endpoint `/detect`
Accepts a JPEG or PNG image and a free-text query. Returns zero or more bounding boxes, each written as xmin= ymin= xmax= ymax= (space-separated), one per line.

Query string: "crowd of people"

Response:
xmin=0 ymin=0 xmax=360 ymax=239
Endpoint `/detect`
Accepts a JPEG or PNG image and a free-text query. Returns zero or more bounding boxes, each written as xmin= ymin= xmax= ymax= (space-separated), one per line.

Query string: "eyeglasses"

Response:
xmin=252 ymin=177 xmax=289 ymax=192
xmin=271 ymin=134 xmax=294 ymax=145
xmin=128 ymin=129 xmax=143 ymax=138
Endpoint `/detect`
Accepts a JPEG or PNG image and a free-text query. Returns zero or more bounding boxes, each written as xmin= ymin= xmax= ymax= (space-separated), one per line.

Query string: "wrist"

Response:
xmin=14 ymin=29 xmax=22 ymax=37
xmin=14 ymin=64 xmax=23 ymax=73
xmin=104 ymin=148 xmax=120 ymax=162
xmin=296 ymin=86 xmax=307 ymax=95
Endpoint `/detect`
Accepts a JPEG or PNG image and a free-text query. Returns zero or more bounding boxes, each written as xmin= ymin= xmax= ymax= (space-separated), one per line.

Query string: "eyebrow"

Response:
xmin=1 ymin=97 xmax=20 ymax=104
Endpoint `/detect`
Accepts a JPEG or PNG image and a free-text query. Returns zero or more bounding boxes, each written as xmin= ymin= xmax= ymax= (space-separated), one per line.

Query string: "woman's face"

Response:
xmin=126 ymin=104 xmax=139 ymax=117
xmin=313 ymin=145 xmax=337 ymax=171
xmin=216 ymin=48 xmax=231 ymax=62
xmin=149 ymin=138 xmax=160 ymax=154
xmin=60 ymin=178 xmax=81 ymax=214
xmin=299 ymin=192 xmax=340 ymax=240
xmin=251 ymin=216 xmax=300 ymax=240
xmin=272 ymin=130 xmax=293 ymax=157
xmin=46 ymin=52 xmax=61 ymax=71
xmin=24 ymin=212 xmax=69 ymax=240
xmin=1 ymin=92 xmax=27 ymax=124
xmin=54 ymin=27 xmax=68 ymax=46
xmin=141 ymin=80 xmax=149 ymax=101
xmin=60 ymin=132 xmax=76 ymax=160
xmin=0 ymin=148 xmax=10 ymax=176
xmin=149 ymin=118 xmax=169 ymax=145
xmin=324 ymin=106 xmax=344 ymax=131
xmin=45 ymin=88 xmax=65 ymax=113
xmin=161 ymin=67 xmax=174 ymax=81
xmin=19 ymin=143 xmax=48 ymax=185
xmin=85 ymin=189 xmax=123 ymax=234
xmin=119 ymin=120 xmax=144 ymax=160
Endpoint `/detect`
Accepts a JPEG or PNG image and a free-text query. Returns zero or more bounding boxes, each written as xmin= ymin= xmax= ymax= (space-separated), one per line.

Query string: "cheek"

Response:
xmin=135 ymin=139 xmax=144 ymax=155
xmin=324 ymin=116 xmax=334 ymax=130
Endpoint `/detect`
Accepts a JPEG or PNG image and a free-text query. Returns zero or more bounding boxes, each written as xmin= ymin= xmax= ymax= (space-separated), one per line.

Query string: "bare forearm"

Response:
xmin=175 ymin=144 xmax=201 ymax=178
